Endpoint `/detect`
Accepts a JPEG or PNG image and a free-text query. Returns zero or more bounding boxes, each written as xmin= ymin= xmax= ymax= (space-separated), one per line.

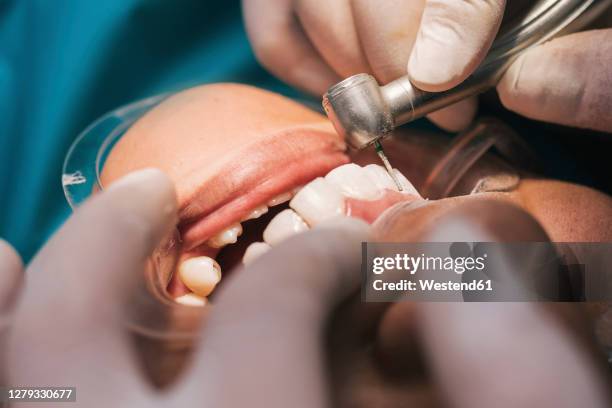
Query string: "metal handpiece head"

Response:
xmin=322 ymin=74 xmax=392 ymax=150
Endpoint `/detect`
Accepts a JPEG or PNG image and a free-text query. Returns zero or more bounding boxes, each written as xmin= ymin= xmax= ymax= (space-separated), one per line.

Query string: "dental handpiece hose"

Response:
xmin=322 ymin=0 xmax=610 ymax=151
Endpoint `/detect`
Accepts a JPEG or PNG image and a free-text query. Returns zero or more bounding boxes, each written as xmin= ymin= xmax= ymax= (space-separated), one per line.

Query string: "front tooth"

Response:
xmin=364 ymin=164 xmax=399 ymax=191
xmin=208 ymin=223 xmax=243 ymax=248
xmin=263 ymin=209 xmax=309 ymax=246
xmin=267 ymin=191 xmax=293 ymax=207
xmin=243 ymin=205 xmax=268 ymax=221
xmin=242 ymin=242 xmax=271 ymax=265
xmin=325 ymin=163 xmax=381 ymax=200
xmin=289 ymin=178 xmax=344 ymax=226
xmin=175 ymin=293 xmax=207 ymax=307
xmin=178 ymin=256 xmax=222 ymax=297
xmin=392 ymin=169 xmax=421 ymax=196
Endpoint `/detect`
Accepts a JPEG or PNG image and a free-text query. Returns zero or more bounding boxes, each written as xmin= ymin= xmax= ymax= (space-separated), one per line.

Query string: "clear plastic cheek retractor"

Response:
xmin=322 ymin=0 xmax=611 ymax=153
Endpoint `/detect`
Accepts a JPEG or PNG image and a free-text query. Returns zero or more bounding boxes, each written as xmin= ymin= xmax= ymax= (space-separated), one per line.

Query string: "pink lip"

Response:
xmin=178 ymin=127 xmax=350 ymax=251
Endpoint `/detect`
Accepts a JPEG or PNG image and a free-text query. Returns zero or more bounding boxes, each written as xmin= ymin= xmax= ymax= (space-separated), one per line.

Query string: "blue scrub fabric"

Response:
xmin=0 ymin=0 xmax=298 ymax=261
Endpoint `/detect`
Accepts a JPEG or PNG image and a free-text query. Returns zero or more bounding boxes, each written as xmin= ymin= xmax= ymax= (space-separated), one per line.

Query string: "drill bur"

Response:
xmin=374 ymin=141 xmax=403 ymax=192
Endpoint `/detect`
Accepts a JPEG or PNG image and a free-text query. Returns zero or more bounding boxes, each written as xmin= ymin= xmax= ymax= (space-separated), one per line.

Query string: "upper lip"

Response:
xmin=177 ymin=126 xmax=349 ymax=251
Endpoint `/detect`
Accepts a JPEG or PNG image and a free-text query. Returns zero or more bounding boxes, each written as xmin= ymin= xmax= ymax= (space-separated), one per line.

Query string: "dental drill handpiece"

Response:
xmin=322 ymin=0 xmax=609 ymax=158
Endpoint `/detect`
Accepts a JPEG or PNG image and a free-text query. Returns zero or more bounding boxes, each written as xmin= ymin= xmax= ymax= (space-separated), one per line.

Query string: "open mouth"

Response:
xmin=170 ymin=135 xmax=422 ymax=306
xmin=97 ymin=83 xmax=424 ymax=307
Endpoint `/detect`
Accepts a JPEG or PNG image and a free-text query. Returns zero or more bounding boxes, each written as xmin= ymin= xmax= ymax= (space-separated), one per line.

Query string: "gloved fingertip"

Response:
xmin=105 ymin=168 xmax=178 ymax=248
xmin=407 ymin=0 xmax=504 ymax=92
xmin=407 ymin=45 xmax=462 ymax=92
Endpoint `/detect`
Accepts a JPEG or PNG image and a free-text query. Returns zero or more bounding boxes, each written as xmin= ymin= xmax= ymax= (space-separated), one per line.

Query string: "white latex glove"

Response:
xmin=1 ymin=168 xmax=179 ymax=406
xmin=498 ymin=29 xmax=612 ymax=133
xmin=243 ymin=0 xmax=506 ymax=131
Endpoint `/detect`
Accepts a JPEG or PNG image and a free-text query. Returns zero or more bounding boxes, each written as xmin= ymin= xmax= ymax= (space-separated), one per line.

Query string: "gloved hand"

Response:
xmin=243 ymin=0 xmax=506 ymax=131
xmin=497 ymin=28 xmax=612 ymax=133
xmin=244 ymin=1 xmax=612 ymax=133
xmin=1 ymin=169 xmax=178 ymax=406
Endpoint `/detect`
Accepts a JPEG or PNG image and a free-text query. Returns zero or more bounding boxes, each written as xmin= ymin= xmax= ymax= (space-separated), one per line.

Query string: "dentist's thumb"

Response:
xmin=408 ymin=0 xmax=506 ymax=92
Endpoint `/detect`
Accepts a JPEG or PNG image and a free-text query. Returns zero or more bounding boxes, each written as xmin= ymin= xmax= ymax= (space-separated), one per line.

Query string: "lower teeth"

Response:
xmin=175 ymin=293 xmax=207 ymax=307
xmin=263 ymin=209 xmax=309 ymax=246
xmin=267 ymin=191 xmax=293 ymax=206
xmin=178 ymin=256 xmax=222 ymax=297
xmin=242 ymin=241 xmax=271 ymax=265
xmin=243 ymin=205 xmax=268 ymax=221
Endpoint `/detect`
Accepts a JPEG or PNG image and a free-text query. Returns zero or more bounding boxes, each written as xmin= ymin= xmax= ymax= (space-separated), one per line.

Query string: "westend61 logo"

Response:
xmin=372 ymin=253 xmax=487 ymax=275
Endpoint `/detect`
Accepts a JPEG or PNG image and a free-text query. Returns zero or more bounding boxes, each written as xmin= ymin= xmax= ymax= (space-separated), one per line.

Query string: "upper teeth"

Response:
xmin=208 ymin=223 xmax=243 ymax=248
xmin=267 ymin=191 xmax=293 ymax=207
xmin=325 ymin=163 xmax=382 ymax=200
xmin=263 ymin=209 xmax=309 ymax=246
xmin=364 ymin=164 xmax=400 ymax=191
xmin=289 ymin=177 xmax=345 ymax=226
xmin=243 ymin=205 xmax=268 ymax=221
xmin=392 ymin=169 xmax=421 ymax=196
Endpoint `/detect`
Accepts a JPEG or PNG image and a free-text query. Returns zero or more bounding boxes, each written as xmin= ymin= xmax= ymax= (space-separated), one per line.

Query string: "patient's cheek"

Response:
xmin=371 ymin=179 xmax=612 ymax=244
xmin=514 ymin=179 xmax=612 ymax=242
